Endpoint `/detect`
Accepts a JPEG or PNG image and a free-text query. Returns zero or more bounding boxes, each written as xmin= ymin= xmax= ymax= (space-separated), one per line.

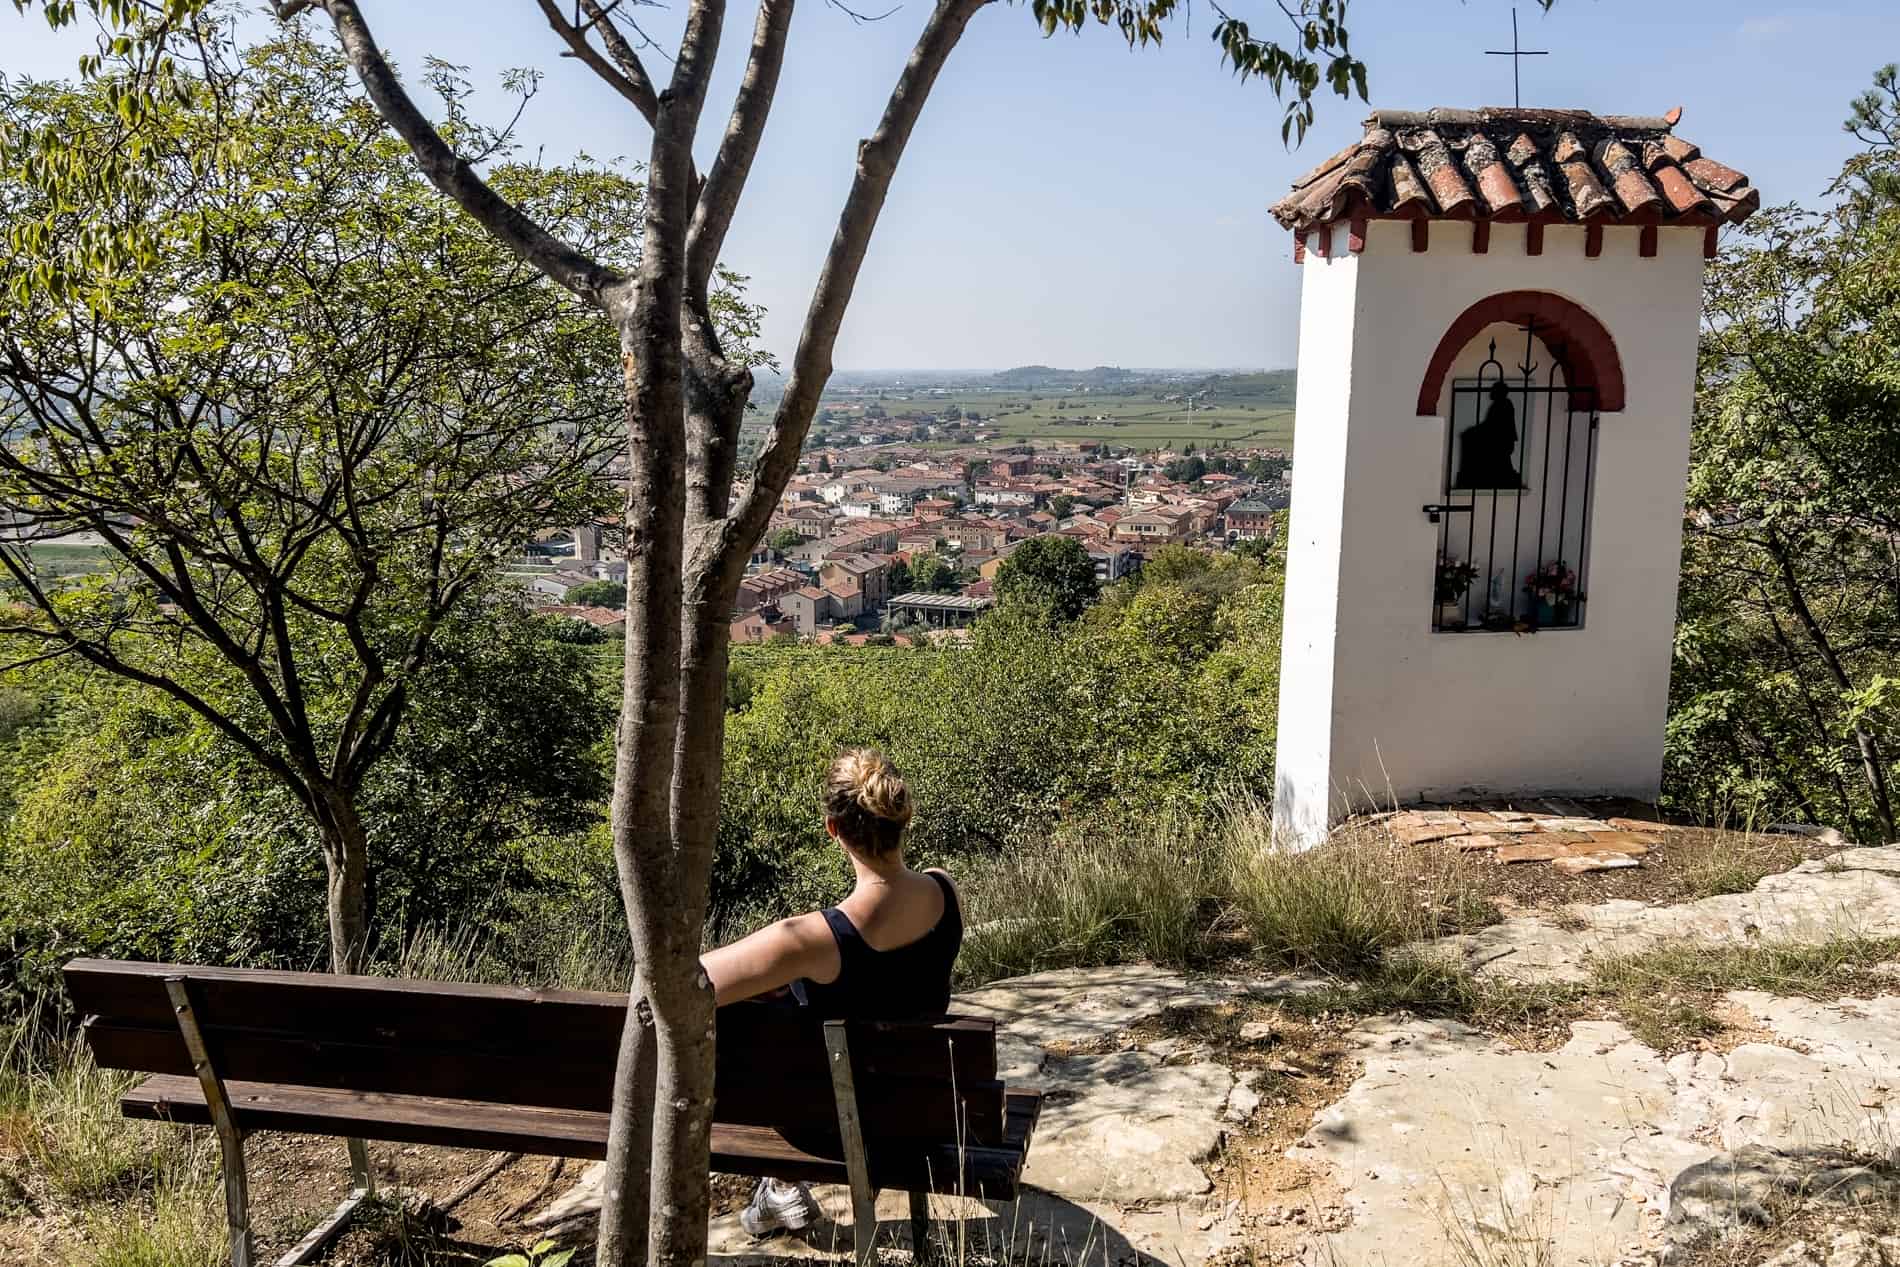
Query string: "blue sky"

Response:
xmin=5 ymin=2 xmax=1896 ymax=369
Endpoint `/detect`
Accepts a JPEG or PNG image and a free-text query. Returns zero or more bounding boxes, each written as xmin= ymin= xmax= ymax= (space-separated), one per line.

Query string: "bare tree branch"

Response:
xmin=686 ymin=0 xmax=795 ymax=294
xmin=318 ymin=0 xmax=626 ymax=307
xmin=581 ymin=0 xmax=668 ymax=102
xmin=726 ymin=0 xmax=993 ymax=554
xmin=825 ymin=0 xmax=901 ymax=22
xmin=533 ymin=0 xmax=660 ymax=124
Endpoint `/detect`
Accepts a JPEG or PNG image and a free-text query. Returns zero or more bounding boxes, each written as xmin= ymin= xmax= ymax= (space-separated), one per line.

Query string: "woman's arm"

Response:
xmin=702 ymin=911 xmax=841 ymax=1006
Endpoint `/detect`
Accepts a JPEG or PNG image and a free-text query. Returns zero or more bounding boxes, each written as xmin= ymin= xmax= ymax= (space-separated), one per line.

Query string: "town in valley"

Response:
xmin=525 ymin=365 xmax=1294 ymax=643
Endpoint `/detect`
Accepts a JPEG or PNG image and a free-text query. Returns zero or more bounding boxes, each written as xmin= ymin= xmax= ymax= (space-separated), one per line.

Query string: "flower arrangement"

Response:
xmin=1525 ymin=560 xmax=1577 ymax=602
xmin=1435 ymin=555 xmax=1481 ymax=605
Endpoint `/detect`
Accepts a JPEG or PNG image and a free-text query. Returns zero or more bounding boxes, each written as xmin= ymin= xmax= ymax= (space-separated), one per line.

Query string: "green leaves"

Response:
xmin=485 ymin=1238 xmax=575 ymax=1267
xmin=0 ymin=26 xmax=654 ymax=889
xmin=1024 ymin=0 xmax=1367 ymax=147
xmin=1669 ymin=74 xmax=1900 ymax=839
xmin=993 ymin=533 xmax=1097 ymax=622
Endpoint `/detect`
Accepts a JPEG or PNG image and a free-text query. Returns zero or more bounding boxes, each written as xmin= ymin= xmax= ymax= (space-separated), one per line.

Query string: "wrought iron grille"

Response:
xmin=1425 ymin=322 xmax=1598 ymax=632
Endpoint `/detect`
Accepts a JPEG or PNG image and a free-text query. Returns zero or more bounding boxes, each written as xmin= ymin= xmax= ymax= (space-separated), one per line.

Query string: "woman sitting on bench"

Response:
xmin=702 ymin=748 xmax=963 ymax=1237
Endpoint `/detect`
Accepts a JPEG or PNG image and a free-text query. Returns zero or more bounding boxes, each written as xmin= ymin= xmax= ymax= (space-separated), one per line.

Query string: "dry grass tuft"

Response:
xmin=1227 ymin=811 xmax=1491 ymax=974
xmin=1589 ymin=936 xmax=1900 ymax=1052
xmin=78 ymin=1180 xmax=223 ymax=1267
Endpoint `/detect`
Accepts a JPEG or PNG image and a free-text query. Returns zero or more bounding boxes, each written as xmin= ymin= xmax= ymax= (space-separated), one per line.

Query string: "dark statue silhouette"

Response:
xmin=1454 ymin=381 xmax=1524 ymax=490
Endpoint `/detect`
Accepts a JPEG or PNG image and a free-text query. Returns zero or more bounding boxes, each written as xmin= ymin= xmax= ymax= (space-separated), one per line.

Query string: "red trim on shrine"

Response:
xmin=1416 ymin=290 xmax=1626 ymax=416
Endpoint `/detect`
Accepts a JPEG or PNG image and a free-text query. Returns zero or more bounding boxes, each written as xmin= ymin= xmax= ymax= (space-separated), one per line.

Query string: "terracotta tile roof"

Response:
xmin=539 ymin=605 xmax=626 ymax=629
xmin=1271 ymin=107 xmax=1757 ymax=232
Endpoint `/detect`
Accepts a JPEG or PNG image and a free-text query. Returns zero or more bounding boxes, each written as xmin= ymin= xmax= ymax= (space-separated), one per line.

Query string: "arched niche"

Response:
xmin=1428 ymin=321 xmax=1601 ymax=633
xmin=1415 ymin=290 xmax=1625 ymax=417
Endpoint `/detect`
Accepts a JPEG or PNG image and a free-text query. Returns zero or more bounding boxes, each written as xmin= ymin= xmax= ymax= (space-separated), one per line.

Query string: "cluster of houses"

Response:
xmin=510 ymin=436 xmax=1291 ymax=644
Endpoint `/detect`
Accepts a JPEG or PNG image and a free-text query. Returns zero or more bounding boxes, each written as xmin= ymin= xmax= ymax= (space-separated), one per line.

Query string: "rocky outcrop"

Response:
xmin=1433 ymin=847 xmax=1900 ymax=984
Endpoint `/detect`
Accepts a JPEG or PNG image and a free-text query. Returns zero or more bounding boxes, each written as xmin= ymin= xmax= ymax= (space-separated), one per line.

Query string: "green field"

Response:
xmin=972 ymin=400 xmax=1293 ymax=451
xmin=12 ymin=542 xmax=113 ymax=577
xmin=838 ymin=370 xmax=1295 ymax=453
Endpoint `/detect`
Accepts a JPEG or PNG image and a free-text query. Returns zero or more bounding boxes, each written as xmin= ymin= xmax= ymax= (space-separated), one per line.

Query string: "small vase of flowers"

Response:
xmin=1525 ymin=559 xmax=1579 ymax=626
xmin=1435 ymin=555 xmax=1480 ymax=629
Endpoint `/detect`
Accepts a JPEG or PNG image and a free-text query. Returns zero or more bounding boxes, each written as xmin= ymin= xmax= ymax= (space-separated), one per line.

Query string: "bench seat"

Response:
xmin=122 ymin=1073 xmax=1042 ymax=1196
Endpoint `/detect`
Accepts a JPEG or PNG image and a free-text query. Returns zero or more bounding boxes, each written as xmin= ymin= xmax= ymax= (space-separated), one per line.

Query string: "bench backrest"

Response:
xmin=64 ymin=959 xmax=1006 ymax=1150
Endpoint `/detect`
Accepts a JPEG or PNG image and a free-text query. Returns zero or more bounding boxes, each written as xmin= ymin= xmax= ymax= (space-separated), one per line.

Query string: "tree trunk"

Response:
xmin=313 ymin=784 xmax=373 ymax=974
xmin=635 ymin=590 xmax=741 ymax=1266
xmin=601 ymin=320 xmax=688 ymax=1267
xmin=597 ymin=966 xmax=658 ymax=1265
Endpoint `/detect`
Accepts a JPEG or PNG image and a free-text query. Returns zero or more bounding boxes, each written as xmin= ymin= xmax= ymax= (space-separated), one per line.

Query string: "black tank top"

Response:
xmin=793 ymin=871 xmax=963 ymax=1019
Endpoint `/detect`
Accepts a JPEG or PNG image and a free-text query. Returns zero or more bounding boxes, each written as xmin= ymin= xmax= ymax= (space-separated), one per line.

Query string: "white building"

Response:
xmin=1268 ymin=106 xmax=1757 ymax=846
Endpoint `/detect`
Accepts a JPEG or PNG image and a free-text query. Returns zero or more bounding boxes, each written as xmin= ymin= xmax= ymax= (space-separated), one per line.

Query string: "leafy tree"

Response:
xmin=568 ymin=580 xmax=630 ymax=609
xmin=995 ymin=534 xmax=1098 ymax=621
xmin=1050 ymin=493 xmax=1076 ymax=520
xmin=10 ymin=0 xmax=1548 ymax=1260
xmin=910 ymin=552 xmax=961 ymax=594
xmin=1667 ymin=74 xmax=1900 ymax=840
xmin=767 ymin=527 xmax=804 ymax=554
xmin=1843 ymin=64 xmax=1900 ymax=210
xmin=817 ymin=453 xmax=833 ymax=474
xmin=0 ymin=35 xmax=630 ymax=972
xmin=886 ymin=557 xmax=913 ymax=595
xmin=1 ymin=599 xmax=613 ymax=1005
xmin=1164 ymin=455 xmax=1208 ymax=483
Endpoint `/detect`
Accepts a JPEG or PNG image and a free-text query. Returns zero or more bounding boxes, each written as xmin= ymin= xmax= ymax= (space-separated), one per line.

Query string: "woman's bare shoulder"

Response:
xmin=922 ymin=867 xmax=961 ymax=899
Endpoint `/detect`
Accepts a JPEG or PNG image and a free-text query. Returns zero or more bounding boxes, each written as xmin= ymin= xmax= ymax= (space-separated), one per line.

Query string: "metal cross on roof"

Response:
xmin=1485 ymin=4 xmax=1549 ymax=108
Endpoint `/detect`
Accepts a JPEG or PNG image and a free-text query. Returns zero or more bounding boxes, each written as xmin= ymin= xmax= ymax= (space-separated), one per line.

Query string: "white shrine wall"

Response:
xmin=1273 ymin=218 xmax=1705 ymax=845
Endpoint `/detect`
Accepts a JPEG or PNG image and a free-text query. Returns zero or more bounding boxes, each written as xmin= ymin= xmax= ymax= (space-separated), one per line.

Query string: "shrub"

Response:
xmin=563 ymin=579 xmax=625 ymax=609
xmin=958 ymin=810 xmax=1232 ymax=985
xmin=712 ymin=551 xmax=1284 ymax=936
xmin=1227 ymin=811 xmax=1486 ymax=973
xmin=0 ymin=603 xmax=612 ymax=1009
xmin=79 ymin=1181 xmax=223 ymax=1267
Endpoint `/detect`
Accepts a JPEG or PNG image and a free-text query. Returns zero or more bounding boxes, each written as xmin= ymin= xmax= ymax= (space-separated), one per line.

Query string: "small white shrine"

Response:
xmin=1268 ymin=107 xmax=1757 ymax=846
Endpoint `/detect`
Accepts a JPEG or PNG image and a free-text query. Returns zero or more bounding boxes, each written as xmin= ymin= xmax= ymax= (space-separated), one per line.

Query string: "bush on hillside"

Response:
xmin=0 ymin=603 xmax=615 ymax=1010
xmin=564 ymin=579 xmax=626 ymax=609
xmin=710 ymin=544 xmax=1284 ymax=936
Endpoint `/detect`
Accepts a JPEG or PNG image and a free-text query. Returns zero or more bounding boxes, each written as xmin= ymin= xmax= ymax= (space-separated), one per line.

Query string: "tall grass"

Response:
xmin=958 ymin=802 xmax=1490 ymax=985
xmin=958 ymin=810 xmax=1233 ymax=984
xmin=392 ymin=910 xmax=633 ymax=992
xmin=2 ymin=1006 xmax=212 ymax=1208
xmin=78 ymin=1180 xmax=223 ymax=1267
xmin=1227 ymin=810 xmax=1488 ymax=972
xmin=2 ymin=1008 xmax=220 ymax=1267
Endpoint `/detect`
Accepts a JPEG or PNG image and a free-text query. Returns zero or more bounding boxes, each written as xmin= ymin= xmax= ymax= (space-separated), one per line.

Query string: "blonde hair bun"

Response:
xmin=824 ymin=748 xmax=913 ymax=854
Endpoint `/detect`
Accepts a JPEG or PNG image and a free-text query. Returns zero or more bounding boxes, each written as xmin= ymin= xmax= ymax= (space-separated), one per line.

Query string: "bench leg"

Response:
xmin=217 ymin=1134 xmax=255 ymax=1267
xmin=346 ymin=1137 xmax=375 ymax=1196
xmin=822 ymin=1022 xmax=880 ymax=1267
xmin=909 ymin=1189 xmax=930 ymax=1262
xmin=267 ymin=1138 xmax=377 ymax=1267
xmin=165 ymin=977 xmax=254 ymax=1267
xmin=273 ymin=1187 xmax=369 ymax=1267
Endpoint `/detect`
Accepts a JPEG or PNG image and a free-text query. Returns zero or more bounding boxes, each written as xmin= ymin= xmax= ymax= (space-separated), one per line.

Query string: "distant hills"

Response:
xmin=987 ymin=365 xmax=1141 ymax=388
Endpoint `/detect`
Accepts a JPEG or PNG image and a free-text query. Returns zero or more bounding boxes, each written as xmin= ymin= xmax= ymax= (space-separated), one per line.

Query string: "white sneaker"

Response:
xmin=739 ymin=1177 xmax=819 ymax=1237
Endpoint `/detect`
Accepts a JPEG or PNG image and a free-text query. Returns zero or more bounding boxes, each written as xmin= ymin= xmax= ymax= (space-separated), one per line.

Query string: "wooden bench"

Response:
xmin=64 ymin=958 xmax=1042 ymax=1267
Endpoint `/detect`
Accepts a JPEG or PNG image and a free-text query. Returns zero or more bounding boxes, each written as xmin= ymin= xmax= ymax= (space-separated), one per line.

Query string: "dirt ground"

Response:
xmin=3 ymin=821 xmax=1850 ymax=1266
xmin=1389 ymin=805 xmax=1839 ymax=918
